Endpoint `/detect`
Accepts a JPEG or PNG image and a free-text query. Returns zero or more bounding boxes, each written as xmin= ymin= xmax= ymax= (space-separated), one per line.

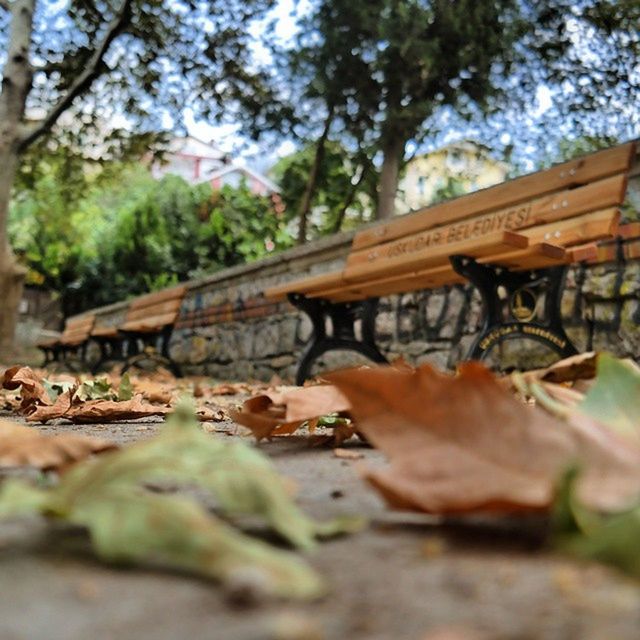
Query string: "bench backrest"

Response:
xmin=125 ymin=286 xmax=187 ymax=329
xmin=61 ymin=314 xmax=95 ymax=342
xmin=345 ymin=142 xmax=637 ymax=284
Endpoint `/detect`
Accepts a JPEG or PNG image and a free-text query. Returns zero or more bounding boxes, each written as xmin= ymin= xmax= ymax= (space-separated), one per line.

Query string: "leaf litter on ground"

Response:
xmin=1 ymin=366 xmax=227 ymax=424
xmin=0 ymin=400 xmax=363 ymax=600
xmin=228 ymin=351 xmax=640 ymax=579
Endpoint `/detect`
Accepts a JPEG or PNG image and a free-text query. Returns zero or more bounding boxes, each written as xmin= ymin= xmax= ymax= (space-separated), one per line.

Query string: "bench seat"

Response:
xmin=37 ymin=314 xmax=96 ymax=367
xmin=90 ymin=286 xmax=186 ymax=376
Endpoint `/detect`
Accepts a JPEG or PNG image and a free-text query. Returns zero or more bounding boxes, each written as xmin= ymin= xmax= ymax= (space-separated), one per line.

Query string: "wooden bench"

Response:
xmin=38 ymin=314 xmax=96 ymax=368
xmin=266 ymin=141 xmax=639 ymax=383
xmin=90 ymin=286 xmax=186 ymax=376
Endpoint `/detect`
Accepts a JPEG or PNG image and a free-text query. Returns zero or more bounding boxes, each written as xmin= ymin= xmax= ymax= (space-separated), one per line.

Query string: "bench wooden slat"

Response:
xmin=125 ymin=298 xmax=183 ymax=323
xmin=313 ymin=209 xmax=619 ymax=303
xmin=91 ymin=326 xmax=119 ymax=339
xmin=352 ymin=142 xmax=636 ymax=251
xmin=568 ymin=243 xmax=599 ymax=262
xmin=128 ymin=286 xmax=187 ymax=311
xmin=39 ymin=314 xmax=95 ymax=348
xmin=476 ymin=243 xmax=566 ymax=269
xmin=346 ymin=173 xmax=627 ymax=271
xmin=517 ymin=207 xmax=620 ymax=247
xmin=319 ymin=244 xmax=573 ymax=302
xmin=120 ymin=312 xmax=178 ymax=333
xmin=344 ymin=228 xmax=529 ymax=284
xmin=265 ymin=271 xmax=345 ymax=301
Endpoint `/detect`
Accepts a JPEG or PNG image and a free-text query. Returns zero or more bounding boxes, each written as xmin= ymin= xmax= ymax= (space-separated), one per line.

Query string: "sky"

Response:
xmin=183 ymin=0 xmax=304 ymax=170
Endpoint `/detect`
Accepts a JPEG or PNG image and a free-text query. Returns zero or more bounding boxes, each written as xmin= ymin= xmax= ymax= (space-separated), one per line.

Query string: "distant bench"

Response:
xmin=37 ymin=287 xmax=186 ymax=376
xmin=266 ymin=141 xmax=639 ymax=383
xmin=37 ymin=313 xmax=96 ymax=368
xmin=91 ymin=286 xmax=186 ymax=376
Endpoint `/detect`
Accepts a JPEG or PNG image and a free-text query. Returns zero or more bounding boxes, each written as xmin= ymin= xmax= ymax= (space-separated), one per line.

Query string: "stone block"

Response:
xmin=235 ymin=326 xmax=254 ymax=359
xmin=564 ymin=324 xmax=589 ymax=352
xmin=581 ymin=271 xmax=621 ymax=299
xmin=404 ymin=340 xmax=429 ymax=357
xmin=375 ymin=311 xmax=396 ymax=337
xmin=279 ymin=316 xmax=298 ymax=351
xmin=270 ymin=354 xmax=296 ymax=368
xmin=415 ymin=350 xmax=450 ymax=370
xmin=188 ymin=335 xmax=208 ymax=364
xmin=296 ymin=314 xmax=313 ymax=344
xmin=253 ymin=323 xmax=280 ymax=358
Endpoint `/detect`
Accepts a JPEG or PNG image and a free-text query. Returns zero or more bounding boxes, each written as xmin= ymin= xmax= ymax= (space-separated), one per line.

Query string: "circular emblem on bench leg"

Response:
xmin=509 ymin=287 xmax=537 ymax=323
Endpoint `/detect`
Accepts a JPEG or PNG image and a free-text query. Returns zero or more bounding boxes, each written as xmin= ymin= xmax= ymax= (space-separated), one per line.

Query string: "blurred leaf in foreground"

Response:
xmin=0 ymin=419 xmax=117 ymax=472
xmin=553 ymin=468 xmax=640 ymax=579
xmin=576 ymin=354 xmax=640 ymax=445
xmin=0 ymin=401 xmax=362 ymax=599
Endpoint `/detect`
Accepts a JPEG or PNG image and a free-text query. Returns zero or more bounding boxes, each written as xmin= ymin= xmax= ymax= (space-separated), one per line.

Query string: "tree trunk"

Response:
xmin=376 ymin=137 xmax=405 ymax=220
xmin=331 ymin=160 xmax=370 ymax=234
xmin=0 ymin=0 xmax=36 ymax=359
xmin=297 ymin=104 xmax=335 ymax=244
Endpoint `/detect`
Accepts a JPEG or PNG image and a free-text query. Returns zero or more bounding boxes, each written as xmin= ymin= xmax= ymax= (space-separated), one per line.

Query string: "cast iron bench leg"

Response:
xmin=450 ymin=255 xmax=578 ymax=362
xmin=289 ymin=293 xmax=388 ymax=385
xmin=120 ymin=327 xmax=182 ymax=377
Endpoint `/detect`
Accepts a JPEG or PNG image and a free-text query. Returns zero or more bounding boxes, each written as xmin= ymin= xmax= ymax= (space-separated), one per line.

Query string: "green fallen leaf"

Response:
xmin=42 ymin=379 xmax=75 ymax=403
xmin=118 ymin=373 xmax=133 ymax=401
xmin=317 ymin=414 xmax=350 ymax=427
xmin=0 ymin=400 xmax=363 ymax=599
xmin=577 ymin=353 xmax=640 ymax=443
xmin=76 ymin=377 xmax=117 ymax=402
xmin=553 ymin=468 xmax=640 ymax=579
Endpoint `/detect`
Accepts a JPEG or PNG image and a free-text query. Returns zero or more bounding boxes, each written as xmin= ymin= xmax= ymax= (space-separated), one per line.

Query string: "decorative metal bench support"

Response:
xmin=39 ymin=343 xmax=89 ymax=371
xmin=90 ymin=336 xmax=125 ymax=375
xmin=38 ymin=345 xmax=61 ymax=367
xmin=288 ymin=293 xmax=388 ymax=385
xmin=450 ymin=254 xmax=578 ymax=362
xmin=120 ymin=326 xmax=183 ymax=378
xmin=60 ymin=342 xmax=90 ymax=372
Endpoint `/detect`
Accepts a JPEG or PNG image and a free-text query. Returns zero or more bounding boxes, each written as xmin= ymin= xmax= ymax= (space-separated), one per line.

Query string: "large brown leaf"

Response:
xmin=0 ymin=419 xmax=117 ymax=471
xmin=327 ymin=362 xmax=640 ymax=515
xmin=231 ymin=385 xmax=351 ymax=441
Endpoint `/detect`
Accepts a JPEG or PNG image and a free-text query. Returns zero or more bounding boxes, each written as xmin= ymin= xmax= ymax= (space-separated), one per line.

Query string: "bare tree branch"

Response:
xmin=18 ymin=0 xmax=133 ymax=149
xmin=0 ymin=1 xmax=10 ymax=13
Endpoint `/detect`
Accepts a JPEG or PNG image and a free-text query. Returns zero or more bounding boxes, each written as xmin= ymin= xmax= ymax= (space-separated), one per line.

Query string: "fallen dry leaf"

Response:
xmin=332 ymin=448 xmax=364 ymax=460
xmin=0 ymin=419 xmax=117 ymax=471
xmin=327 ymin=362 xmax=640 ymax=515
xmin=194 ymin=406 xmax=227 ymax=422
xmin=131 ymin=378 xmax=175 ymax=405
xmin=231 ymin=385 xmax=350 ymax=441
xmin=2 ymin=366 xmax=53 ymax=413
xmin=527 ymin=352 xmax=599 ymax=384
xmin=28 ymin=393 xmax=169 ymax=424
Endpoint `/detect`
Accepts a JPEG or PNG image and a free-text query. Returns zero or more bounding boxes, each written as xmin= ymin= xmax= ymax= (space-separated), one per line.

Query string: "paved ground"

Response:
xmin=1 ymin=415 xmax=639 ymax=640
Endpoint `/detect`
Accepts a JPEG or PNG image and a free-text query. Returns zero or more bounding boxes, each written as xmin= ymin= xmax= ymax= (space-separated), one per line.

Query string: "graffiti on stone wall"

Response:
xmin=169 ymin=256 xmax=640 ymax=381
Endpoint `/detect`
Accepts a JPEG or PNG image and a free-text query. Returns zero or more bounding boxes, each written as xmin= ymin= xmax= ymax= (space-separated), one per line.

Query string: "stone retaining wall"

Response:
xmin=77 ymin=228 xmax=640 ymax=381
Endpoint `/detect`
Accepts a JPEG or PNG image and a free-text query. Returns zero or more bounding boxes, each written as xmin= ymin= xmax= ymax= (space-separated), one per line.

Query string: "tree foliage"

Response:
xmin=10 ymin=157 xmax=292 ymax=317
xmin=249 ymin=0 xmax=640 ymax=221
xmin=271 ymin=141 xmax=375 ymax=239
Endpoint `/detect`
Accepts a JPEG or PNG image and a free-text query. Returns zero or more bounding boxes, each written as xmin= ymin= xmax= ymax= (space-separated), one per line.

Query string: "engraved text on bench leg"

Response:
xmin=450 ymin=255 xmax=578 ymax=363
